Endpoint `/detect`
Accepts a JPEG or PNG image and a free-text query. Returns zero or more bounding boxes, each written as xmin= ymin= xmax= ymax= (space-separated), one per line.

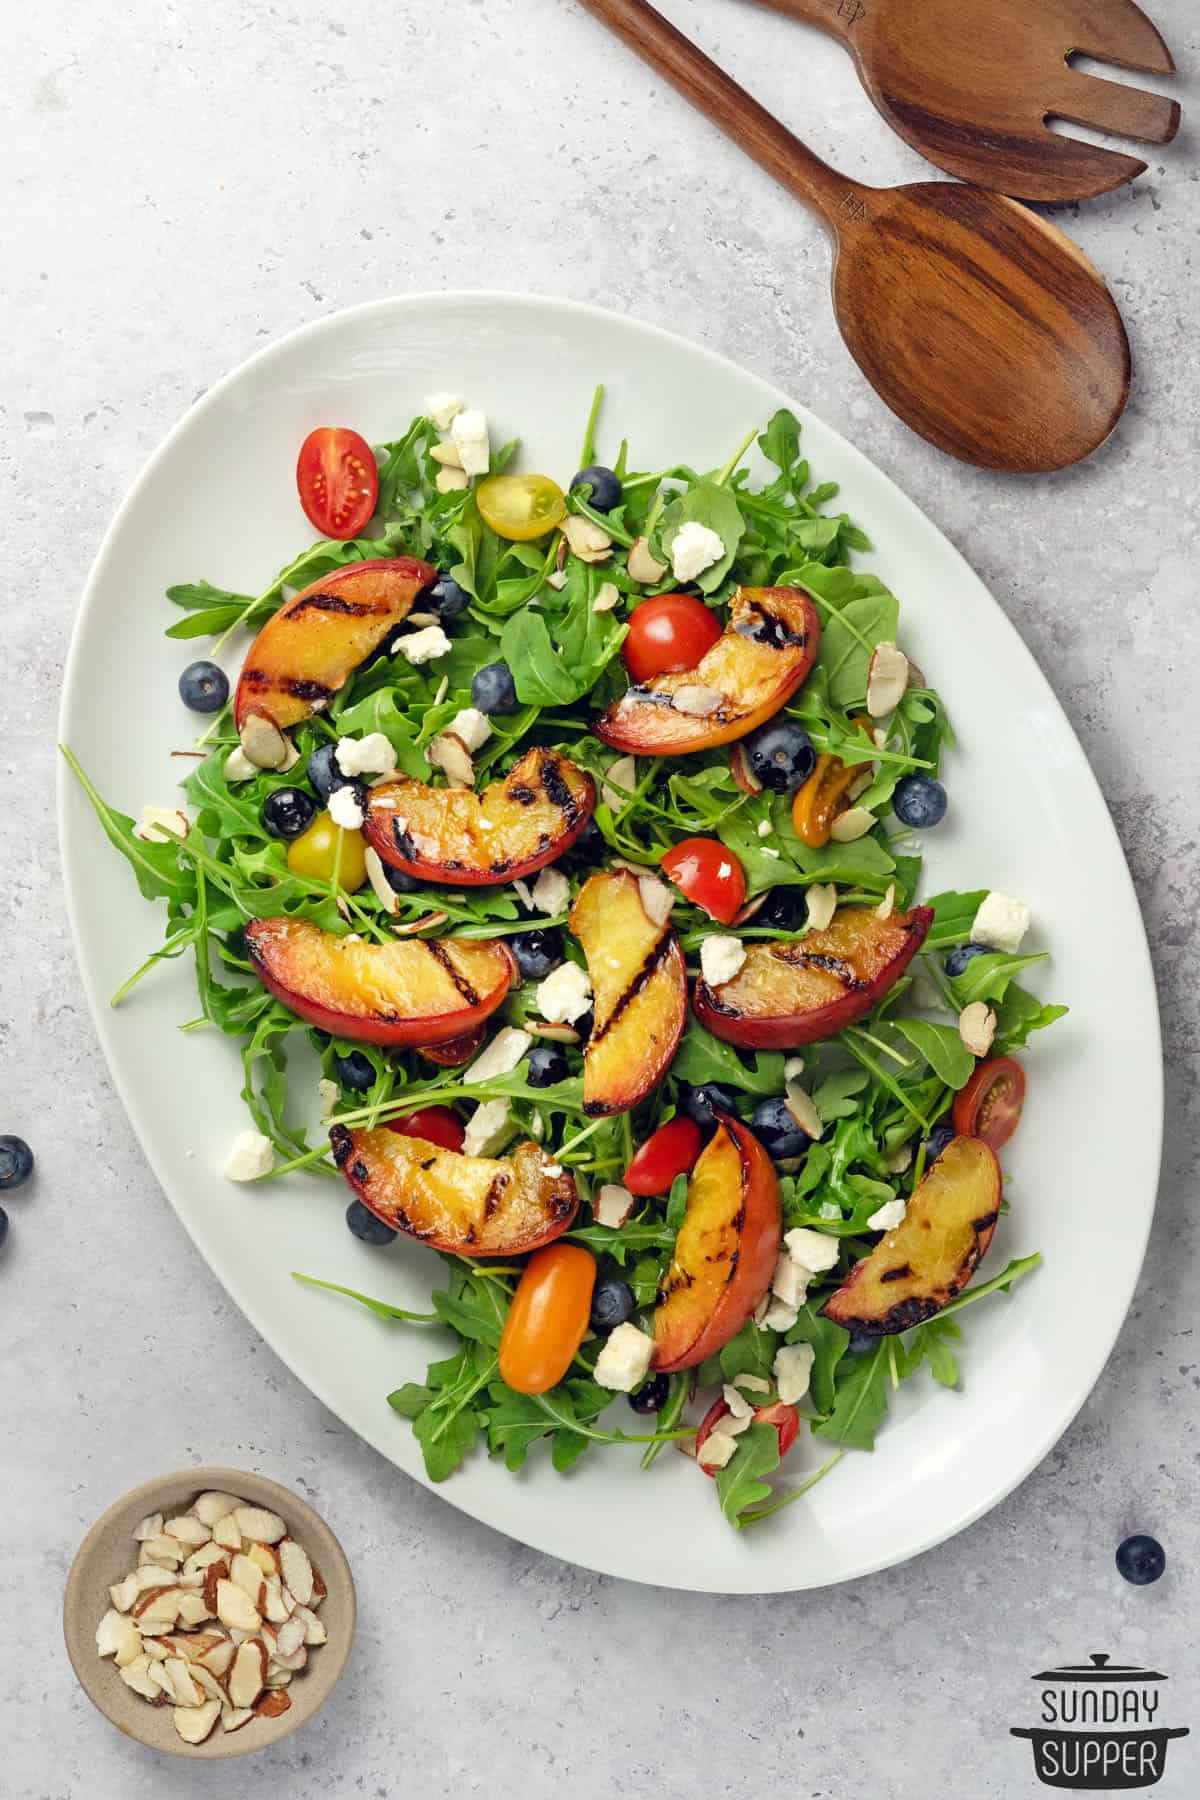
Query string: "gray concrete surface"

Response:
xmin=4 ymin=1 xmax=1198 ymax=1794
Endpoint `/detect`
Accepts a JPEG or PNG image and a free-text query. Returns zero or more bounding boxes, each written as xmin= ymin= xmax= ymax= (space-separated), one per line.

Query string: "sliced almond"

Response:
xmin=906 ymin=656 xmax=927 ymax=689
xmin=120 ymin=1655 xmax=161 ymax=1700
xmin=670 ymin=683 xmax=722 ymax=718
xmin=245 ymin=1541 xmax=280 ymax=1578
xmin=626 ymin=535 xmax=667 ymax=583
xmin=96 ymin=1608 xmax=138 ymax=1662
xmin=829 ymin=805 xmax=876 ymax=842
xmin=364 ymin=845 xmax=401 ymax=916
xmin=228 ymin=1639 xmax=268 ymax=1710
xmin=216 ymin=1578 xmax=262 ymax=1634
xmin=230 ymin=1551 xmax=267 ymax=1607
xmin=221 ymin=1706 xmax=255 ymax=1733
xmin=183 ymin=1540 xmax=227 ymax=1579
xmin=637 ymin=873 xmax=674 ymax=928
xmin=848 ymin=766 xmax=876 ymax=801
xmin=134 ymin=1587 xmax=186 ymax=1626
xmin=875 ymin=883 xmax=896 ymax=921
xmin=173 ymin=1699 xmax=221 ymax=1744
xmin=427 ymin=730 xmax=475 ymax=789
xmin=162 ymin=1630 xmax=220 ymax=1661
xmin=562 ymin=513 xmax=612 ymax=562
xmin=147 ymin=1659 xmax=176 ymax=1700
xmin=273 ymin=1616 xmax=307 ymax=1659
xmin=264 ymin=1665 xmax=294 ymax=1690
xmin=109 ymin=1574 xmax=140 ymax=1613
xmin=958 ymin=1001 xmax=997 ymax=1058
xmin=163 ymin=1657 xmax=206 ymax=1707
xmin=526 ymin=1022 xmax=580 ymax=1044
xmin=212 ymin=1513 xmax=243 ymax=1552
xmin=140 ymin=1637 xmax=172 ymax=1662
xmin=201 ymin=1557 xmax=230 ymax=1618
xmin=310 ymin=1566 xmax=327 ymax=1604
xmin=196 ymin=1638 xmax=237 ymax=1680
xmin=238 ymin=712 xmax=291 ymax=771
xmin=164 ymin=1515 xmax=212 ymax=1548
xmin=784 ymin=1081 xmax=824 ymax=1141
xmin=134 ymin=1564 xmax=178 ymax=1591
xmin=435 ymin=465 xmax=470 ymax=493
xmin=176 ymin=1591 xmax=213 ymax=1628
xmin=733 ymin=893 xmax=768 ymax=926
xmin=394 ymin=908 xmax=450 ymax=936
xmin=131 ymin=1512 xmax=165 ymax=1542
xmin=276 ymin=1540 xmax=314 ymax=1608
xmin=592 ymin=580 xmax=620 ymax=613
xmin=429 ymin=439 xmax=464 ymax=468
xmin=293 ymin=1603 xmax=327 ymax=1647
xmin=192 ymin=1491 xmax=247 ymax=1527
xmin=190 ymin=1664 xmax=230 ymax=1707
xmin=139 ymin=1534 xmax=184 ymax=1568
xmin=805 ymin=883 xmax=838 ymax=931
xmin=255 ymin=1688 xmax=293 ymax=1718
xmin=593 ymin=1183 xmax=634 ymax=1230
xmin=270 ymin=1644 xmax=308 ymax=1674
xmin=261 ymin=1577 xmax=291 ymax=1624
xmin=729 ymin=741 xmax=763 ymax=795
xmin=866 ymin=641 xmax=910 ymax=718
xmin=601 ymin=753 xmax=638 ymax=814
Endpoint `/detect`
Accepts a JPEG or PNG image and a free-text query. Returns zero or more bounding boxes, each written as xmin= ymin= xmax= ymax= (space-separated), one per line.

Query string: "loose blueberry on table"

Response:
xmin=346 ymin=1199 xmax=397 ymax=1246
xmin=1116 ymin=1534 xmax=1166 ymax=1585
xmin=0 ymin=1135 xmax=34 ymax=1190
xmin=177 ymin=659 xmax=229 ymax=714
xmin=892 ymin=773 xmax=948 ymax=828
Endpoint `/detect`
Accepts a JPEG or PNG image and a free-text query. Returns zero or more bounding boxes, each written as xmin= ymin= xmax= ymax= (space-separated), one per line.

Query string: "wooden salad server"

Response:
xmin=752 ymin=0 xmax=1179 ymax=202
xmin=578 ymin=0 xmax=1130 ymax=473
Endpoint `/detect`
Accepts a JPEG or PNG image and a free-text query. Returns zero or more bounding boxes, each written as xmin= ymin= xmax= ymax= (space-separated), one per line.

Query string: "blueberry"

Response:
xmin=472 ymin=661 xmax=518 ymax=715
xmin=923 ymin=1121 xmax=955 ymax=1165
xmin=681 ymin=1083 xmax=739 ymax=1132
xmin=750 ymin=1095 xmax=808 ymax=1161
xmin=307 ymin=743 xmax=350 ymax=803
xmin=345 ymin=1199 xmax=397 ymax=1246
xmin=571 ymin=464 xmax=623 ymax=513
xmin=178 ymin=660 xmax=229 ymax=714
xmin=525 ymin=1043 xmax=570 ymax=1088
xmin=510 ymin=929 xmax=563 ymax=982
xmin=380 ymin=862 xmax=422 ymax=894
xmin=1116 ymin=1534 xmax=1166 ymax=1586
xmin=755 ymin=888 xmax=804 ymax=932
xmin=0 ymin=1136 xmax=34 ymax=1190
xmin=0 ymin=1206 xmax=7 ymax=1253
xmin=262 ymin=786 xmax=317 ymax=840
xmin=744 ymin=719 xmax=816 ymax=794
xmin=425 ymin=573 xmax=471 ymax=621
xmin=945 ymin=941 xmax=991 ymax=978
xmin=335 ymin=1050 xmax=377 ymax=1092
xmin=564 ymin=816 xmax=604 ymax=863
xmin=845 ymin=1327 xmax=880 ymax=1355
xmin=628 ymin=1373 xmax=670 ymax=1415
xmin=590 ymin=1278 xmax=635 ymax=1332
xmin=893 ymin=774 xmax=947 ymax=829
xmin=574 ymin=1008 xmax=595 ymax=1042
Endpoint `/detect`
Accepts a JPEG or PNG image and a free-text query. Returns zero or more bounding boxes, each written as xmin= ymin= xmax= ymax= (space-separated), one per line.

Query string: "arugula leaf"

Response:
xmin=61 ymin=746 xmax=197 ymax=907
xmin=714 ymin=1421 xmax=781 ymax=1527
xmin=993 ymin=987 xmax=1069 ymax=1051
xmin=658 ymin=482 xmax=745 ymax=593
xmin=717 ymin=1320 xmax=778 ymax=1384
xmin=786 ymin=1304 xmax=849 ymax=1416
xmin=669 ymin=1019 xmax=786 ymax=1095
xmin=431 ymin=1265 xmax=510 ymax=1350
xmin=291 ymin=1272 xmax=438 ymax=1323
xmin=897 ymin=1315 xmax=962 ymax=1387
xmin=813 ymin=1339 xmax=890 ymax=1449
xmin=923 ymin=888 xmax=989 ymax=949
xmin=796 ymin=564 xmax=899 ymax=708
xmin=388 ymin=1340 xmax=496 ymax=1482
xmin=892 ymin=1018 xmax=975 ymax=1090
xmin=949 ymin=951 xmax=1049 ymax=1009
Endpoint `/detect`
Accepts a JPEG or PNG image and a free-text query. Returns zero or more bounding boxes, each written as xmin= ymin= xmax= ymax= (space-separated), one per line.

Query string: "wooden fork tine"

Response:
xmin=1058 ymin=0 xmax=1176 ymax=74
xmin=1049 ymin=67 xmax=1181 ymax=145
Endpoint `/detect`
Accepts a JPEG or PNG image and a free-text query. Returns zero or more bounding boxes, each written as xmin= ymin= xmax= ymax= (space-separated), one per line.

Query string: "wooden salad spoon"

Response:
xmin=751 ymin=0 xmax=1179 ymax=202
xmin=579 ymin=0 xmax=1130 ymax=473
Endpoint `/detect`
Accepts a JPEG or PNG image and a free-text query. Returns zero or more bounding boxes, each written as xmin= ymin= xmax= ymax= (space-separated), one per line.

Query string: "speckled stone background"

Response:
xmin=4 ymin=1 xmax=1198 ymax=1794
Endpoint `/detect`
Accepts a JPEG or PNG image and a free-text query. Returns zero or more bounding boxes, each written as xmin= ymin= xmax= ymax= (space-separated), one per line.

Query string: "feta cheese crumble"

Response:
xmin=536 ymin=959 xmax=593 ymax=1024
xmin=461 ymin=1099 xmax=514 ymax=1158
xmin=784 ymin=1226 xmax=841 ymax=1274
xmin=530 ymin=866 xmax=571 ymax=916
xmin=774 ymin=1342 xmax=815 ymax=1406
xmin=463 ymin=1027 xmax=533 ymax=1085
xmin=223 ymin=1130 xmax=275 ymax=1182
xmin=317 ymin=1078 xmax=339 ymax=1120
xmin=700 ymin=934 xmax=746 ymax=988
xmin=867 ymin=1198 xmax=907 ymax=1232
xmin=970 ymin=891 xmax=1031 ymax=954
xmin=450 ymin=407 xmax=490 ymax=477
xmin=424 ymin=392 xmax=463 ymax=431
xmin=593 ymin=1322 xmax=655 ymax=1392
xmin=446 ymin=707 xmax=491 ymax=752
xmin=328 ymin=784 xmax=364 ymax=831
xmin=670 ymin=520 xmax=725 ymax=583
xmin=335 ymin=733 xmax=398 ymax=778
xmin=392 ymin=625 xmax=453 ymax=665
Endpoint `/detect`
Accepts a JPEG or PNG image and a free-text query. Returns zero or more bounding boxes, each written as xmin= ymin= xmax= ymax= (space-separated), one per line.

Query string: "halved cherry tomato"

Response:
xmin=952 ymin=1055 xmax=1026 ymax=1151
xmin=477 ymin=473 xmax=566 ymax=542
xmin=660 ymin=837 xmax=747 ymax=926
xmin=498 ymin=1244 xmax=597 ymax=1395
xmin=296 ymin=427 xmax=379 ymax=540
xmin=622 ymin=593 xmax=723 ymax=684
xmin=695 ymin=1396 xmax=801 ymax=1475
xmin=624 ymin=1115 xmax=703 ymax=1196
xmin=385 ymin=1106 xmax=465 ymax=1152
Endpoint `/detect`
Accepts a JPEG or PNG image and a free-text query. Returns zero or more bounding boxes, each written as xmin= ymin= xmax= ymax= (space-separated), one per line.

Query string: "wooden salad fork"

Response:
xmin=578 ymin=0 xmax=1130 ymax=472
xmin=751 ymin=0 xmax=1179 ymax=201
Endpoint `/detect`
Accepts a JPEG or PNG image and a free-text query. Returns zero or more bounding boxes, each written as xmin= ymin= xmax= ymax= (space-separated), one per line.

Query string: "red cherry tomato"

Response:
xmin=622 ymin=593 xmax=723 ymax=684
xmin=695 ymin=1396 xmax=801 ymax=1475
xmin=498 ymin=1244 xmax=597 ymax=1395
xmin=951 ymin=1055 xmax=1026 ymax=1151
xmin=624 ymin=1116 xmax=703 ymax=1196
xmin=661 ymin=837 xmax=748 ymax=926
xmin=386 ymin=1106 xmax=465 ymax=1152
xmin=296 ymin=426 xmax=379 ymax=540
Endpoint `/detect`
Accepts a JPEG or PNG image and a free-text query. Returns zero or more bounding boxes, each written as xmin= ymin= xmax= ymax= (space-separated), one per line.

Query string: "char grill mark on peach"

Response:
xmin=424 ymin=939 xmax=480 ymax=1007
xmin=591 ymin=935 xmax=675 ymax=1045
xmin=287 ymin=592 xmax=389 ymax=617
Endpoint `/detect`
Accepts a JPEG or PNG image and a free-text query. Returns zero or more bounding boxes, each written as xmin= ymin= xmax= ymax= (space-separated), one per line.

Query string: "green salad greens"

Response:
xmin=64 ymin=388 xmax=1064 ymax=1530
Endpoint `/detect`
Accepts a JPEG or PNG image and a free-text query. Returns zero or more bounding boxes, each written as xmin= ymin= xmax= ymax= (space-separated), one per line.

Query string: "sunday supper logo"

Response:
xmin=1010 ymin=1653 xmax=1189 ymax=1790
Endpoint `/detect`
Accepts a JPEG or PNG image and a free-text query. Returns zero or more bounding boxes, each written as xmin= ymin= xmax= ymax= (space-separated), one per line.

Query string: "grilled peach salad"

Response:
xmin=65 ymin=393 xmax=1065 ymax=1529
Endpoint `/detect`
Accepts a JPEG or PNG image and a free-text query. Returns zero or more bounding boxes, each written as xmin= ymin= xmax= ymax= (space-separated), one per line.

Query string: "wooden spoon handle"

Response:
xmin=577 ymin=0 xmax=864 ymax=232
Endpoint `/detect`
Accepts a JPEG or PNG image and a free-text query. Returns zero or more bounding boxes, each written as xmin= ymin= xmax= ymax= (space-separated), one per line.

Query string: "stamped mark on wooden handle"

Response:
xmin=836 ymin=0 xmax=866 ymax=25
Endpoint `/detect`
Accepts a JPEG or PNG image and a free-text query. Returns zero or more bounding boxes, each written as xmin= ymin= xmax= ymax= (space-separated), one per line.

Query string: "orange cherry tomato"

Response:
xmin=661 ymin=837 xmax=747 ymax=925
xmin=499 ymin=1244 xmax=597 ymax=1395
xmin=790 ymin=717 xmax=874 ymax=848
xmin=695 ymin=1395 xmax=801 ymax=1476
xmin=296 ymin=427 xmax=379 ymax=540
xmin=624 ymin=1115 xmax=703 ymax=1196
xmin=622 ymin=593 xmax=723 ymax=684
xmin=385 ymin=1106 xmax=465 ymax=1152
xmin=952 ymin=1055 xmax=1026 ymax=1151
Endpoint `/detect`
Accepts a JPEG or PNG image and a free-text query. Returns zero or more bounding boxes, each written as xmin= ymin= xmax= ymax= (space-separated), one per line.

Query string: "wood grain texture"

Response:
xmin=578 ymin=0 xmax=1131 ymax=471
xmin=753 ymin=0 xmax=1180 ymax=201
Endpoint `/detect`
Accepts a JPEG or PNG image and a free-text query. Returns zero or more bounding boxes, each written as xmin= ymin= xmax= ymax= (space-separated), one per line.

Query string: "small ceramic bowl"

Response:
xmin=63 ymin=1467 xmax=356 ymax=1758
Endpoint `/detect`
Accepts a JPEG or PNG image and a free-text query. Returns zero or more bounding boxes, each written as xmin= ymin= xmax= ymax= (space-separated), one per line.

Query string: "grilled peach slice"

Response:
xmin=234 ymin=556 xmax=434 ymax=735
xmin=822 ymin=1135 xmax=1001 ymax=1335
xmin=364 ymin=747 xmax=595 ymax=887
xmin=693 ymin=904 xmax=933 ymax=1049
xmin=653 ymin=1114 xmax=782 ymax=1371
xmin=244 ymin=917 xmax=514 ymax=1046
xmin=570 ymin=870 xmax=687 ymax=1116
xmin=330 ymin=1125 xmax=578 ymax=1255
xmin=594 ymin=585 xmax=819 ymax=756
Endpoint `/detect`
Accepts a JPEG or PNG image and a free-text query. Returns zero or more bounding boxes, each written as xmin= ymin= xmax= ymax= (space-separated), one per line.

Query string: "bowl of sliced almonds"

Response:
xmin=63 ymin=1467 xmax=355 ymax=1757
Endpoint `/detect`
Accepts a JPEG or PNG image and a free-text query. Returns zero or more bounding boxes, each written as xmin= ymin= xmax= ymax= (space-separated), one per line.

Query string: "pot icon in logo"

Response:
xmin=1011 ymin=1652 xmax=1189 ymax=1789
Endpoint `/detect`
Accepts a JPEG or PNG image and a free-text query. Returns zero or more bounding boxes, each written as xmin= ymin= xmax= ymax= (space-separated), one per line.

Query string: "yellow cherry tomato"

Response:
xmin=476 ymin=473 xmax=566 ymax=543
xmin=286 ymin=810 xmax=368 ymax=891
xmin=499 ymin=1244 xmax=597 ymax=1394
